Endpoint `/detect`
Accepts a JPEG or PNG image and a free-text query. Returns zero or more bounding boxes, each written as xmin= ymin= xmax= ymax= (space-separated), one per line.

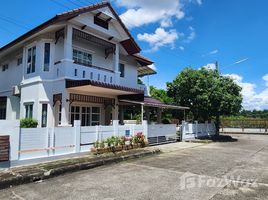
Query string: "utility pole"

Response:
xmin=215 ymin=61 xmax=219 ymax=72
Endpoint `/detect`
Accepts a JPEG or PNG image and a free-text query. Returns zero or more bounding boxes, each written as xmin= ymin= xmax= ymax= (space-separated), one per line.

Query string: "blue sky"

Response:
xmin=0 ymin=0 xmax=268 ymax=110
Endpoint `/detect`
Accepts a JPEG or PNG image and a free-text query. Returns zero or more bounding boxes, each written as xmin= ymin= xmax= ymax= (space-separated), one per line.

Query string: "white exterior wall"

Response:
xmin=119 ymin=56 xmax=138 ymax=88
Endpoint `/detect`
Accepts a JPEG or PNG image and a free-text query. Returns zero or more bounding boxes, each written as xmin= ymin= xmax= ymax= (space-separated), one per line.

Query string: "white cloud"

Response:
xmin=148 ymin=64 xmax=157 ymax=70
xmin=209 ymin=49 xmax=218 ymax=55
xmin=202 ymin=63 xmax=217 ymax=70
xmin=179 ymin=46 xmax=185 ymax=51
xmin=137 ymin=27 xmax=179 ymax=51
xmin=262 ymin=74 xmax=268 ymax=86
xmin=225 ymin=73 xmax=268 ymax=110
xmin=116 ymin=0 xmax=185 ymax=28
xmin=196 ymin=0 xmax=202 ymax=5
xmin=184 ymin=26 xmax=196 ymax=43
xmin=234 ymin=58 xmax=249 ymax=65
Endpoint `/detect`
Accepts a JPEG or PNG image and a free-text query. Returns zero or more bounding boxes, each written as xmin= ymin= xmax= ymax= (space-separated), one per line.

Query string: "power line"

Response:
xmin=50 ymin=0 xmax=72 ymax=9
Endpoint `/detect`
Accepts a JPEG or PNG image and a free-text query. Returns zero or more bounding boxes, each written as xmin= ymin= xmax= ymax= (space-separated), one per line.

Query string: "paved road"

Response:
xmin=1 ymin=134 xmax=268 ymax=200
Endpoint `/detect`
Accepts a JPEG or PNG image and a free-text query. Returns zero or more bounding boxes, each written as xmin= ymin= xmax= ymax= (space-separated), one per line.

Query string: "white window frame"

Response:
xmin=69 ymin=104 xmax=101 ymax=126
xmin=26 ymin=45 xmax=36 ymax=74
xmin=2 ymin=64 xmax=8 ymax=72
xmin=43 ymin=42 xmax=51 ymax=72
xmin=72 ymin=46 xmax=93 ymax=67
xmin=25 ymin=103 xmax=34 ymax=119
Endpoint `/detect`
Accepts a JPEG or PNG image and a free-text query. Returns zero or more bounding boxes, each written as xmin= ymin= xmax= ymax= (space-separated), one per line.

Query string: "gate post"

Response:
xmin=74 ymin=120 xmax=81 ymax=153
xmin=142 ymin=120 xmax=148 ymax=139
xmin=195 ymin=120 xmax=198 ymax=138
xmin=113 ymin=120 xmax=119 ymax=136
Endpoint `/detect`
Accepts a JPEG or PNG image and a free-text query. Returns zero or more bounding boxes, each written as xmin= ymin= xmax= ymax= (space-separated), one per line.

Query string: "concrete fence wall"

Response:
xmin=181 ymin=121 xmax=216 ymax=140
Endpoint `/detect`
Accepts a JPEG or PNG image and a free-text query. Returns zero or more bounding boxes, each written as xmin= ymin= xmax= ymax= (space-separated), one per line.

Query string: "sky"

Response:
xmin=0 ymin=0 xmax=268 ymax=110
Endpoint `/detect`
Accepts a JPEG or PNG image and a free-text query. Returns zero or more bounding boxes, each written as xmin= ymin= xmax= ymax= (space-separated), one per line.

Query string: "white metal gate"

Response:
xmin=147 ymin=124 xmax=178 ymax=145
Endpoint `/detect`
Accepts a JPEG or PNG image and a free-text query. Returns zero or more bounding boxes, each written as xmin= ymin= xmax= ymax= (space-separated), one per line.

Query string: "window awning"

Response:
xmin=119 ymin=96 xmax=190 ymax=110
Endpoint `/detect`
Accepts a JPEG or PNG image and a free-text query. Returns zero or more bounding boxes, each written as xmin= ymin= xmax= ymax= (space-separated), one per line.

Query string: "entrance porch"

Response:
xmin=53 ymin=79 xmax=144 ymax=127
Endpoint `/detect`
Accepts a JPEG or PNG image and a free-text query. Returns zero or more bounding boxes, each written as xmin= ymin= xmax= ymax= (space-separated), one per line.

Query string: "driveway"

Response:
xmin=1 ymin=134 xmax=268 ymax=200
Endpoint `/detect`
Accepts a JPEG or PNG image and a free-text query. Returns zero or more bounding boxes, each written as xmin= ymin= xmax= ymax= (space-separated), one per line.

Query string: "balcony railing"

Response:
xmin=73 ymin=61 xmax=114 ymax=73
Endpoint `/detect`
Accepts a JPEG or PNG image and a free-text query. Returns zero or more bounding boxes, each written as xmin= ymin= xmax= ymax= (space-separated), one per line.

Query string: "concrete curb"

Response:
xmin=0 ymin=149 xmax=160 ymax=190
xmin=221 ymin=132 xmax=268 ymax=135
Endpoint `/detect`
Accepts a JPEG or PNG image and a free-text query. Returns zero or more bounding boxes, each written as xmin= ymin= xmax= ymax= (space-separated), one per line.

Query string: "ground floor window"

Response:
xmin=0 ymin=97 xmax=6 ymax=119
xmin=41 ymin=104 xmax=48 ymax=127
xmin=69 ymin=105 xmax=100 ymax=126
xmin=25 ymin=104 xmax=33 ymax=118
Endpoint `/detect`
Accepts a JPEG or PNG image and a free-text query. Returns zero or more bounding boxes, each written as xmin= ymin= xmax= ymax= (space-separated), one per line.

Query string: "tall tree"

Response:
xmin=167 ymin=67 xmax=242 ymax=133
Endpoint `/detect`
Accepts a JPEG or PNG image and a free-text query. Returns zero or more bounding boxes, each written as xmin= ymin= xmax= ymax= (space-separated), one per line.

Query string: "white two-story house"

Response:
xmin=0 ymin=2 xmax=159 ymax=127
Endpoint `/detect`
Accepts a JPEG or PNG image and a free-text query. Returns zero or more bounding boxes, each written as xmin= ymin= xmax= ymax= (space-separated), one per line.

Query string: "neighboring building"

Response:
xmin=0 ymin=2 xmax=187 ymax=128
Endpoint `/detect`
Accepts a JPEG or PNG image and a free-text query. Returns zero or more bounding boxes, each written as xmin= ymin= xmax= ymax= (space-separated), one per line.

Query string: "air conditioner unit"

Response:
xmin=12 ymin=85 xmax=20 ymax=96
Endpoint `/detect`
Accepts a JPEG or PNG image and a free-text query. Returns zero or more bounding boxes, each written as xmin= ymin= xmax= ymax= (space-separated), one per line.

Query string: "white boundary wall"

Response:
xmin=181 ymin=121 xmax=216 ymax=140
xmin=0 ymin=120 xmax=148 ymax=164
xmin=0 ymin=120 xmax=180 ymax=166
xmin=0 ymin=120 xmax=20 ymax=161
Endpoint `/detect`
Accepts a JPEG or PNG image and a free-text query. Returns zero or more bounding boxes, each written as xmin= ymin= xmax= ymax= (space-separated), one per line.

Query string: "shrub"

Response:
xmin=162 ymin=118 xmax=171 ymax=124
xmin=133 ymin=132 xmax=146 ymax=147
xmin=20 ymin=118 xmax=38 ymax=128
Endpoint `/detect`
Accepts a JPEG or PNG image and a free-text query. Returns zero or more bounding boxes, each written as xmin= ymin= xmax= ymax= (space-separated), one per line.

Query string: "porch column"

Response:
xmin=62 ymin=24 xmax=73 ymax=62
xmin=114 ymin=43 xmax=120 ymax=84
xmin=145 ymin=107 xmax=150 ymax=124
xmin=112 ymin=98 xmax=119 ymax=120
xmin=61 ymin=92 xmax=70 ymax=126
xmin=141 ymin=104 xmax=144 ymax=123
xmin=157 ymin=108 xmax=162 ymax=124
xmin=119 ymin=105 xmax=124 ymax=125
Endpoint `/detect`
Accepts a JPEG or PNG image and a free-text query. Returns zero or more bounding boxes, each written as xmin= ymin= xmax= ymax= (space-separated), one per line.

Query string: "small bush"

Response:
xmin=20 ymin=118 xmax=38 ymax=128
xmin=162 ymin=118 xmax=171 ymax=124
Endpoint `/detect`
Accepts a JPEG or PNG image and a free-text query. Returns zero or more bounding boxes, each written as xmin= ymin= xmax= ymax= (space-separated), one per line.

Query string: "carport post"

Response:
xmin=141 ymin=104 xmax=144 ymax=123
xmin=157 ymin=108 xmax=162 ymax=124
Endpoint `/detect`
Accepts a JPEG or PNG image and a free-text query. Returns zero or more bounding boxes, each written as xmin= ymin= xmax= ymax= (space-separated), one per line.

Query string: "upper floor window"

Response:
xmin=44 ymin=43 xmax=50 ymax=71
xmin=2 ymin=64 xmax=8 ymax=72
xmin=17 ymin=57 xmax=22 ymax=66
xmin=119 ymin=63 xmax=125 ymax=77
xmin=27 ymin=46 xmax=36 ymax=74
xmin=73 ymin=49 xmax=92 ymax=67
xmin=94 ymin=16 xmax=109 ymax=30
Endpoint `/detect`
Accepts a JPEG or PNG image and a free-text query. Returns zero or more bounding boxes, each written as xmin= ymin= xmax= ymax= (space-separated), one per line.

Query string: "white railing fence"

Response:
xmin=181 ymin=121 xmax=216 ymax=140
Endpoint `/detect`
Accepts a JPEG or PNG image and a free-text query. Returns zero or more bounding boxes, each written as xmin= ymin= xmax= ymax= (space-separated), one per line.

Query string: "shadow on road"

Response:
xmin=200 ymin=135 xmax=238 ymax=142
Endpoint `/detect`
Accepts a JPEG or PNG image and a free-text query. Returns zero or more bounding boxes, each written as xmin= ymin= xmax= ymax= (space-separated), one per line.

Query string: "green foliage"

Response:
xmin=99 ymin=141 xmax=105 ymax=148
xmin=93 ymin=141 xmax=99 ymax=148
xmin=239 ymin=109 xmax=268 ymax=119
xmin=150 ymin=86 xmax=173 ymax=104
xmin=20 ymin=118 xmax=38 ymax=128
xmin=167 ymin=68 xmax=242 ymax=122
xmin=162 ymin=118 xmax=171 ymax=124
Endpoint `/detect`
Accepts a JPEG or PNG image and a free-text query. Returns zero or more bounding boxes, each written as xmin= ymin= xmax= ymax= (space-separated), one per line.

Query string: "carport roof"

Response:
xmin=65 ymin=79 xmax=144 ymax=94
xmin=119 ymin=96 xmax=190 ymax=110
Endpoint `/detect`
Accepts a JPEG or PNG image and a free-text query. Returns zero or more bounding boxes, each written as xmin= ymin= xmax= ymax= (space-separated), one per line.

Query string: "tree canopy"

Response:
xmin=149 ymin=86 xmax=173 ymax=104
xmin=166 ymin=68 xmax=243 ymax=123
